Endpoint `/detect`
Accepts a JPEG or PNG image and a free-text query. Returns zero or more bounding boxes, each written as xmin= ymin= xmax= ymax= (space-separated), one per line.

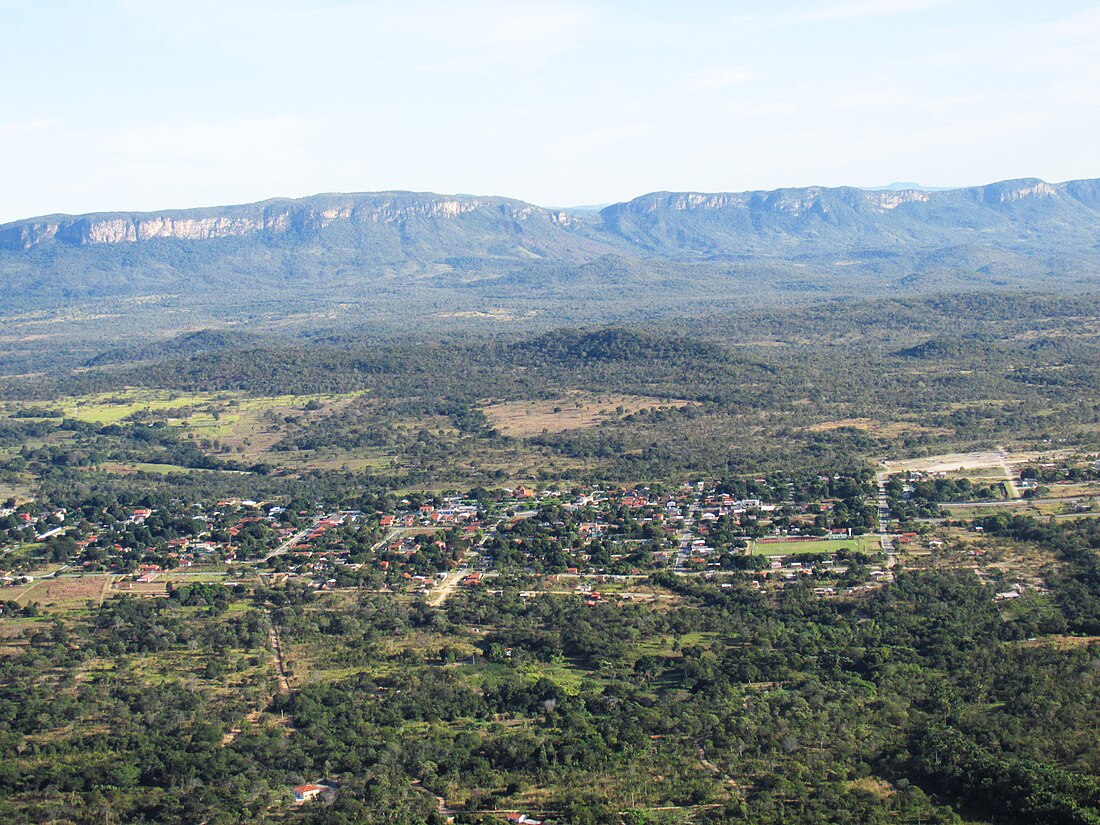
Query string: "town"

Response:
xmin=8 ymin=449 xmax=1097 ymax=625
xmin=1 ymin=453 xmax=1098 ymax=823
xmin=1 ymin=472 xmax=904 ymax=606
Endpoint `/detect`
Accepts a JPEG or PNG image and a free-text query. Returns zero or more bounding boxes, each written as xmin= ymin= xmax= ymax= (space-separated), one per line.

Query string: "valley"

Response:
xmin=7 ymin=1 xmax=1099 ymax=821
xmin=1 ymin=192 xmax=1100 ymax=825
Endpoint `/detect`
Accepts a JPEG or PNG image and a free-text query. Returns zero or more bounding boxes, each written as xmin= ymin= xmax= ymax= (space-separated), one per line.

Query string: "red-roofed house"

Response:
xmin=293 ymin=784 xmax=325 ymax=804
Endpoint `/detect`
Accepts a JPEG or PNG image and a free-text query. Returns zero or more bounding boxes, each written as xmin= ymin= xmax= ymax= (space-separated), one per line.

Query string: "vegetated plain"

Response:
xmin=1 ymin=197 xmax=1100 ymax=822
xmin=7 ymin=291 xmax=1098 ymax=491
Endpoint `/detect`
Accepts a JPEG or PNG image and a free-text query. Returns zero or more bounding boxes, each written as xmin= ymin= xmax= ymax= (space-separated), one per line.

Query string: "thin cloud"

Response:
xmin=0 ymin=117 xmax=63 ymax=140
xmin=551 ymin=123 xmax=656 ymax=158
xmin=680 ymin=66 xmax=757 ymax=90
xmin=122 ymin=0 xmax=598 ymax=70
xmin=782 ymin=0 xmax=952 ymax=25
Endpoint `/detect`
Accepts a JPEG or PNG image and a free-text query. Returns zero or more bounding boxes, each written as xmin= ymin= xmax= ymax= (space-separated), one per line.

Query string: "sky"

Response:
xmin=1 ymin=0 xmax=1098 ymax=222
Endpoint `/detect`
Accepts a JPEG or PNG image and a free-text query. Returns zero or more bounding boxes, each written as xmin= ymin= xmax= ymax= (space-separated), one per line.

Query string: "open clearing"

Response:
xmin=4 ymin=388 xmax=369 ymax=465
xmin=750 ymin=536 xmax=879 ymax=556
xmin=483 ymin=393 xmax=694 ymax=437
xmin=189 ymin=392 xmax=367 ymax=461
xmin=54 ymin=389 xmax=227 ymax=424
xmin=1017 ymin=635 xmax=1100 ymax=650
xmin=0 ymin=477 xmax=33 ymax=505
xmin=93 ymin=462 xmax=239 ymax=475
xmin=33 ymin=388 xmax=365 ymax=435
xmin=806 ymin=418 xmax=951 ymax=438
xmin=5 ymin=575 xmax=113 ymax=609
xmin=882 ymin=449 xmax=1058 ymax=475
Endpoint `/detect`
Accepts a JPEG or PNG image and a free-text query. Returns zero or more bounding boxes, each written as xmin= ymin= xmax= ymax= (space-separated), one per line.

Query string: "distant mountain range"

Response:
xmin=862 ymin=182 xmax=956 ymax=192
xmin=1 ymin=177 xmax=1098 ymax=368
xmin=5 ymin=177 xmax=1098 ymax=257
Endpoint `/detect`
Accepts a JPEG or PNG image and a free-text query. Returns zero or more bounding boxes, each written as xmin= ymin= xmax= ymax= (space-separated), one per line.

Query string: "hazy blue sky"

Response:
xmin=1 ymin=0 xmax=1097 ymax=221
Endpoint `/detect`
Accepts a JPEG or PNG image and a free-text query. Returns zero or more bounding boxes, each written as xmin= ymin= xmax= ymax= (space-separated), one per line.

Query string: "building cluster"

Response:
xmin=2 ymin=480 xmax=895 ymax=594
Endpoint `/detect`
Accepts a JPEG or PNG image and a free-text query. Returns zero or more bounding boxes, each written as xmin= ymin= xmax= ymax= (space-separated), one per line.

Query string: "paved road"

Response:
xmin=264 ymin=526 xmax=314 ymax=562
xmin=674 ymin=503 xmax=698 ymax=572
xmin=426 ymin=512 xmax=512 ymax=605
xmin=264 ymin=517 xmax=330 ymax=562
xmin=369 ymin=528 xmax=402 ymax=553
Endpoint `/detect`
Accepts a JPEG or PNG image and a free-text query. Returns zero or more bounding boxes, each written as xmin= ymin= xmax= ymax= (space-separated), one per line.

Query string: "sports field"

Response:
xmin=750 ymin=535 xmax=879 ymax=556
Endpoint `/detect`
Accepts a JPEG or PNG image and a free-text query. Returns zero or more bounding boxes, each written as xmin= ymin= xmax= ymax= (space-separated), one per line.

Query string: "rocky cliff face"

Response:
xmin=590 ymin=178 xmax=1100 ymax=256
xmin=1 ymin=178 xmax=1098 ymax=260
xmin=603 ymin=180 xmax=1082 ymax=221
xmin=2 ymin=177 xmax=1099 ymax=346
xmin=0 ymin=193 xmax=578 ymax=251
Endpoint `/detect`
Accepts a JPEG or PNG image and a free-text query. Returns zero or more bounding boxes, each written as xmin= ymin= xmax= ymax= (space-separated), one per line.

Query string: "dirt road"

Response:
xmin=427 ymin=566 xmax=470 ymax=606
xmin=269 ymin=623 xmax=291 ymax=696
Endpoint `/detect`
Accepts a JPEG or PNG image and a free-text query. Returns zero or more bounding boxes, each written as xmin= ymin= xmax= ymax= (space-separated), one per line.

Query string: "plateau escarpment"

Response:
xmin=1 ymin=177 xmax=1099 ymax=364
xmin=0 ymin=193 xmax=585 ymax=251
xmin=4 ymin=177 xmax=1099 ymax=256
xmin=597 ymin=178 xmax=1100 ymax=256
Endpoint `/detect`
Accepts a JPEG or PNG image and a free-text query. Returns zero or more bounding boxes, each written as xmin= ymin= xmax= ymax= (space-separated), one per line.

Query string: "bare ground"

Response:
xmin=483 ymin=393 xmax=694 ymax=438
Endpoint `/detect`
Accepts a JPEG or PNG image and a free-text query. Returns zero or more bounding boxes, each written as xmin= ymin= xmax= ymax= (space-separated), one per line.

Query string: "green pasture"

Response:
xmin=24 ymin=389 xmax=368 ymax=434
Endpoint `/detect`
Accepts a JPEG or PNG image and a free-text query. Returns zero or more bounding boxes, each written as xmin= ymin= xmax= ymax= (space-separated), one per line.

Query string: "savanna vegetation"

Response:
xmin=2 ymin=291 xmax=1100 ymax=823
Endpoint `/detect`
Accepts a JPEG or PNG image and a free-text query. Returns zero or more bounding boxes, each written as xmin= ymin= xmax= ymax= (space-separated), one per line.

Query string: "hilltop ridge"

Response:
xmin=4 ymin=176 xmax=1099 ymax=254
xmin=0 ymin=191 xmax=589 ymax=251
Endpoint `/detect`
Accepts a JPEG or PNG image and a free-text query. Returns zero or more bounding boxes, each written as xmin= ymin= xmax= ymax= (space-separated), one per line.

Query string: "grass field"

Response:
xmin=177 ymin=391 xmax=368 ymax=460
xmin=750 ymin=535 xmax=879 ymax=556
xmin=1047 ymin=482 xmax=1100 ymax=498
xmin=482 ymin=392 xmax=694 ymax=438
xmin=94 ymin=462 xmax=221 ymax=475
xmin=28 ymin=388 xmax=365 ymax=433
xmin=56 ymin=389 xmax=226 ymax=424
xmin=3 ymin=387 xmax=699 ymax=483
xmin=2 ymin=574 xmax=113 ymax=610
xmin=0 ymin=388 xmax=372 ymax=468
xmin=635 ymin=631 xmax=721 ymax=657
xmin=0 ymin=477 xmax=33 ymax=505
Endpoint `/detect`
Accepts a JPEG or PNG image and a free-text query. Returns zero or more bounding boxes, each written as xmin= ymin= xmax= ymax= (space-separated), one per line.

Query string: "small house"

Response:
xmin=293 ymin=784 xmax=325 ymax=804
